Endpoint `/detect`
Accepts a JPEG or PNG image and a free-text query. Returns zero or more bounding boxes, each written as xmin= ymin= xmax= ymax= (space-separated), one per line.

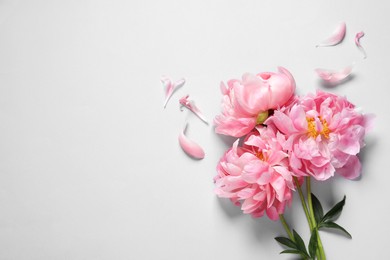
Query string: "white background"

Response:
xmin=0 ymin=0 xmax=388 ymax=259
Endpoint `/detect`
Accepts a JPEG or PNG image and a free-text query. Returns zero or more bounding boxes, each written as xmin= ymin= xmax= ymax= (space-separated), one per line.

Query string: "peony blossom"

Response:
xmin=266 ymin=90 xmax=371 ymax=181
xmin=214 ymin=125 xmax=295 ymax=220
xmin=214 ymin=67 xmax=296 ymax=137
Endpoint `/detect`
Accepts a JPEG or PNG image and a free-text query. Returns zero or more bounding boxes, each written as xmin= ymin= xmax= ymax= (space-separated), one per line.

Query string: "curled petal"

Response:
xmin=315 ymin=65 xmax=353 ymax=85
xmin=179 ymin=95 xmax=208 ymax=124
xmin=316 ymin=22 xmax=346 ymax=47
xmin=161 ymin=76 xmax=185 ymax=108
xmin=355 ymin=31 xmax=367 ymax=59
xmin=178 ymin=124 xmax=205 ymax=159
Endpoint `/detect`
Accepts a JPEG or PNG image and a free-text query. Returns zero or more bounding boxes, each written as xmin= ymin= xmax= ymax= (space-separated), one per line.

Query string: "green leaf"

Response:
xmin=319 ymin=221 xmax=352 ymax=238
xmin=293 ymin=230 xmax=309 ymax=257
xmin=308 ymin=230 xmax=318 ymax=259
xmin=322 ymin=195 xmax=346 ymax=223
xmin=311 ymin=193 xmax=324 ymax=224
xmin=274 ymin=237 xmax=297 ymax=249
xmin=280 ymin=249 xmax=302 ymax=255
xmin=280 ymin=249 xmax=311 ymax=260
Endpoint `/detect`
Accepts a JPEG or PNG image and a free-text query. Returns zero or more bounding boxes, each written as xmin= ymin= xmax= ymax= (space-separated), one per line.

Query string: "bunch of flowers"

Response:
xmin=214 ymin=67 xmax=371 ymax=259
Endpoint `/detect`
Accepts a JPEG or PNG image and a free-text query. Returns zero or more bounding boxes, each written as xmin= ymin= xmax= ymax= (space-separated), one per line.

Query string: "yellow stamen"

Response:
xmin=306 ymin=117 xmax=330 ymax=139
xmin=256 ymin=151 xmax=265 ymax=161
xmin=321 ymin=118 xmax=330 ymax=139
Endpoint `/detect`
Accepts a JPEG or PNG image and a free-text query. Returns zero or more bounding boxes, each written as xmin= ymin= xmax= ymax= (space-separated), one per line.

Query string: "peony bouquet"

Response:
xmin=162 ymin=21 xmax=371 ymax=260
xmin=213 ymin=67 xmax=372 ymax=259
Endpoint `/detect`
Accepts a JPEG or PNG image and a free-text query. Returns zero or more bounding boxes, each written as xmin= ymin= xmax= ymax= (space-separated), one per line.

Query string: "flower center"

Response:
xmin=256 ymin=151 xmax=269 ymax=161
xmin=256 ymin=110 xmax=269 ymax=125
xmin=306 ymin=117 xmax=330 ymax=139
xmin=256 ymin=151 xmax=265 ymax=161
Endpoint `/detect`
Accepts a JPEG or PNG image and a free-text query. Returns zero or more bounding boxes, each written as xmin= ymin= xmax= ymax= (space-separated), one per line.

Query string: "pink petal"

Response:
xmin=178 ymin=124 xmax=205 ymax=159
xmin=316 ymin=22 xmax=346 ymax=47
xmin=237 ymin=187 xmax=256 ymax=200
xmin=161 ymin=76 xmax=185 ymax=108
xmin=179 ymin=95 xmax=209 ymax=124
xmin=265 ymin=110 xmax=296 ymax=135
xmin=363 ymin=113 xmax=375 ymax=133
xmin=241 ymin=197 xmax=263 ymax=213
xmin=253 ymin=191 xmax=266 ymax=201
xmin=266 ymin=185 xmax=275 ymax=208
xmin=355 ymin=31 xmax=367 ymax=59
xmin=336 ymin=155 xmax=361 ymax=179
xmin=273 ymin=166 xmax=292 ymax=183
xmin=315 ymin=65 xmax=353 ymax=85
xmin=277 ymin=66 xmax=296 ymax=92
xmin=219 ymin=81 xmax=229 ymax=95
xmin=338 ymin=125 xmax=365 ymax=155
xmin=270 ymin=176 xmax=286 ymax=201
xmin=257 ymin=170 xmax=273 ymax=185
xmin=266 ymin=206 xmax=279 ymax=221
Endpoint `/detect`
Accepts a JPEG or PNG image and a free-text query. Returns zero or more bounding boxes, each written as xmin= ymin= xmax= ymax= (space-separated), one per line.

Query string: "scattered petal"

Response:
xmin=315 ymin=65 xmax=353 ymax=85
xmin=179 ymin=95 xmax=209 ymax=124
xmin=178 ymin=124 xmax=205 ymax=159
xmin=355 ymin=31 xmax=367 ymax=59
xmin=161 ymin=76 xmax=185 ymax=108
xmin=316 ymin=22 xmax=346 ymax=47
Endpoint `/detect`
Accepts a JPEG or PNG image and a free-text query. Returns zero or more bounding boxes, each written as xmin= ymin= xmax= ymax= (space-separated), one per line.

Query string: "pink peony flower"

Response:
xmin=214 ymin=125 xmax=295 ymax=220
xmin=266 ymin=90 xmax=371 ymax=181
xmin=214 ymin=67 xmax=296 ymax=137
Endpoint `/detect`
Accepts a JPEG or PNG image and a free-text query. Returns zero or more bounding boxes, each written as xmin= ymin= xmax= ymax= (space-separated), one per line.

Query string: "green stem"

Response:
xmin=306 ymin=177 xmax=326 ymax=260
xmin=315 ymin=229 xmax=325 ymax=260
xmin=279 ymin=214 xmax=294 ymax=241
xmin=306 ymin=177 xmax=313 ymax=217
xmin=293 ymin=177 xmax=314 ymax=230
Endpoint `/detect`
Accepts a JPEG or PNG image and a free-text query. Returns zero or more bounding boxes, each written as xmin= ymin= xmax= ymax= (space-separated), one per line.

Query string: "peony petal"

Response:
xmin=265 ymin=110 xmax=296 ymax=135
xmin=241 ymin=197 xmax=263 ymax=213
xmin=270 ymin=176 xmax=286 ymax=201
xmin=253 ymin=191 xmax=266 ymax=201
xmin=336 ymin=155 xmax=361 ymax=179
xmin=315 ymin=65 xmax=353 ymax=85
xmin=363 ymin=113 xmax=375 ymax=133
xmin=355 ymin=31 xmax=367 ymax=59
xmin=244 ymin=133 xmax=266 ymax=149
xmin=273 ymin=166 xmax=292 ymax=182
xmin=178 ymin=124 xmax=205 ymax=159
xmin=290 ymin=105 xmax=308 ymax=131
xmin=277 ymin=66 xmax=296 ymax=93
xmin=257 ymin=170 xmax=273 ymax=185
xmin=338 ymin=125 xmax=365 ymax=155
xmin=179 ymin=95 xmax=209 ymax=124
xmin=161 ymin=76 xmax=185 ymax=108
xmin=219 ymin=81 xmax=229 ymax=95
xmin=266 ymin=206 xmax=279 ymax=221
xmin=242 ymin=160 xmax=266 ymax=184
xmin=316 ymin=22 xmax=346 ymax=47
xmin=237 ymin=187 xmax=256 ymax=200
xmin=161 ymin=76 xmax=172 ymax=105
xmin=266 ymin=185 xmax=275 ymax=208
